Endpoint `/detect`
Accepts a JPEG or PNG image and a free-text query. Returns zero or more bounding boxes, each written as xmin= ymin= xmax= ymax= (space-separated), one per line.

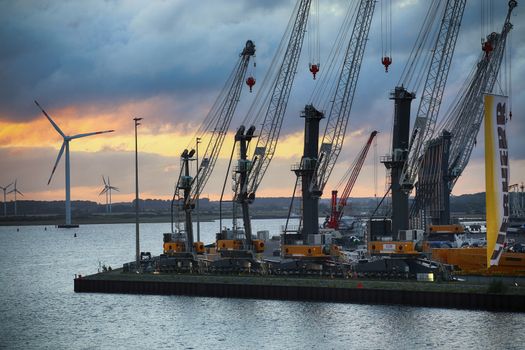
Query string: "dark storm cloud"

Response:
xmin=0 ymin=0 xmax=294 ymax=120
xmin=1 ymin=0 xmax=524 ymax=162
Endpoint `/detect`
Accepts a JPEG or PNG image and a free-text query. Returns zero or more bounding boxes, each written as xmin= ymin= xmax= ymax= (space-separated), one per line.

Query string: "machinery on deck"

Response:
xmin=162 ymin=40 xmax=256 ymax=270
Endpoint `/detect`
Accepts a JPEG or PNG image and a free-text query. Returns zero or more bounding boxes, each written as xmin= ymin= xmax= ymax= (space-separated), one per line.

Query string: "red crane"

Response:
xmin=327 ymin=131 xmax=377 ymax=229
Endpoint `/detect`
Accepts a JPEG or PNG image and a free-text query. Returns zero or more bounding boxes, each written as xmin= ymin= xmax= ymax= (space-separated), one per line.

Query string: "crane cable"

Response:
xmin=509 ymin=29 xmax=512 ymax=119
xmin=307 ymin=0 xmax=320 ymax=76
xmin=308 ymin=0 xmax=359 ymax=109
xmin=218 ymin=139 xmax=238 ymax=232
xmin=380 ymin=0 xmax=392 ymax=71
xmin=241 ymin=0 xmax=301 ymax=128
xmin=398 ymin=0 xmax=441 ymax=89
xmin=185 ymin=55 xmax=244 ymax=150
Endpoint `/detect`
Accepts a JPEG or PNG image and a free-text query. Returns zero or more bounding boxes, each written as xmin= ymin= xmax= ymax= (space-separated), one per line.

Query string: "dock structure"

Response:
xmin=75 ymin=269 xmax=525 ymax=312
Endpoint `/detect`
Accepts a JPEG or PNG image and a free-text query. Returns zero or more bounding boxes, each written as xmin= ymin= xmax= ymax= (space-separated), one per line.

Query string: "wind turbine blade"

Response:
xmin=70 ymin=130 xmax=114 ymax=140
xmin=7 ymin=189 xmax=14 ymax=194
xmin=3 ymin=182 xmax=13 ymax=190
xmin=110 ymin=186 xmax=119 ymax=191
xmin=99 ymin=188 xmax=108 ymax=195
xmin=48 ymin=142 xmax=66 ymax=185
xmin=34 ymin=100 xmax=65 ymax=138
xmin=108 ymin=177 xmax=111 ymax=187
xmin=102 ymin=176 xmax=107 ymax=186
xmin=16 ymin=190 xmax=23 ymax=196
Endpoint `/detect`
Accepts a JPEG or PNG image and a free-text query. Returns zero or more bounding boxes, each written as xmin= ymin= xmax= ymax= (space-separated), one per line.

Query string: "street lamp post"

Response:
xmin=134 ymin=117 xmax=142 ymax=271
xmin=196 ymin=137 xmax=201 ymax=243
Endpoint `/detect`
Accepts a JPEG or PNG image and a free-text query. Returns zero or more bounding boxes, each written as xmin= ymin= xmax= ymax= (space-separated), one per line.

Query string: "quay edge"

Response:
xmin=74 ymin=270 xmax=525 ymax=312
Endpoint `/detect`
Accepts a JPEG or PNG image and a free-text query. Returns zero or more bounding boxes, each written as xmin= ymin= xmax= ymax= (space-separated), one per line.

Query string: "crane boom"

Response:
xmin=400 ymin=0 xmax=466 ymax=192
xmin=187 ymin=40 xmax=256 ymax=204
xmin=244 ymin=0 xmax=312 ymax=196
xmin=310 ymin=0 xmax=376 ymax=196
xmin=291 ymin=0 xmax=376 ymax=239
xmin=445 ymin=1 xmax=516 ymax=186
xmin=232 ymin=0 xmax=313 ymax=245
xmin=174 ymin=40 xmax=255 ymax=252
xmin=327 ymin=130 xmax=377 ymax=229
xmin=409 ymin=0 xmax=517 ymax=227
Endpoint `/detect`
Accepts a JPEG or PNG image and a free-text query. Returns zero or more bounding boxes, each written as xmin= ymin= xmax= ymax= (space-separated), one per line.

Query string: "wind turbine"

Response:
xmin=99 ymin=176 xmax=119 ymax=213
xmin=35 ymin=100 xmax=115 ymax=227
xmin=0 ymin=182 xmax=13 ymax=216
xmin=7 ymin=180 xmax=23 ymax=216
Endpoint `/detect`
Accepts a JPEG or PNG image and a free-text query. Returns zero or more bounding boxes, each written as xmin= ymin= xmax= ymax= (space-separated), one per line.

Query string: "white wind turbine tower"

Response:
xmin=100 ymin=176 xmax=119 ymax=213
xmin=1 ymin=182 xmax=13 ymax=216
xmin=7 ymin=180 xmax=23 ymax=216
xmin=35 ymin=101 xmax=115 ymax=227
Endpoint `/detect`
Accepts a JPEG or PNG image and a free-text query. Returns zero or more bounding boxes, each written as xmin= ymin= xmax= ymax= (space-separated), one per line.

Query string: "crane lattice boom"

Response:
xmin=310 ymin=0 xmax=376 ymax=196
xmin=400 ymin=0 xmax=466 ymax=192
xmin=410 ymin=0 xmax=517 ymax=227
xmin=238 ymin=0 xmax=312 ymax=198
xmin=444 ymin=1 xmax=516 ymax=186
xmin=327 ymin=131 xmax=377 ymax=229
xmin=186 ymin=40 xmax=256 ymax=204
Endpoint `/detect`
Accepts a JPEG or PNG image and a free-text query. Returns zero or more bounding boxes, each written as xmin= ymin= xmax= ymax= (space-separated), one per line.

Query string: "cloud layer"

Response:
xmin=1 ymin=0 xmax=524 ymax=202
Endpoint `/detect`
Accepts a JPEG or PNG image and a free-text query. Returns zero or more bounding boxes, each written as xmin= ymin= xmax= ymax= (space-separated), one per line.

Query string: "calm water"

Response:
xmin=1 ymin=220 xmax=525 ymax=349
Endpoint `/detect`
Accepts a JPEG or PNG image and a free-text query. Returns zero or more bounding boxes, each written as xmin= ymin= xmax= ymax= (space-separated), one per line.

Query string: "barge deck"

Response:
xmin=74 ymin=269 xmax=525 ymax=312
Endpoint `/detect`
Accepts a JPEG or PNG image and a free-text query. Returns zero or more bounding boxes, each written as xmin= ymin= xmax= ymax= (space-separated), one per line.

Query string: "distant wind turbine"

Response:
xmin=1 ymin=182 xmax=13 ymax=216
xmin=35 ymin=100 xmax=115 ymax=227
xmin=99 ymin=176 xmax=119 ymax=213
xmin=7 ymin=180 xmax=23 ymax=216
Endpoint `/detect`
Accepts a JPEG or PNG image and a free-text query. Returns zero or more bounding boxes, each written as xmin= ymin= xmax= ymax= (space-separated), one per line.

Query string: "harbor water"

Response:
xmin=1 ymin=219 xmax=525 ymax=349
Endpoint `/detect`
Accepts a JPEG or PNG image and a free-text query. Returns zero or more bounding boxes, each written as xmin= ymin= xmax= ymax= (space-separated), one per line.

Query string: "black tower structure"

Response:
xmin=381 ymin=86 xmax=415 ymax=239
xmin=179 ymin=149 xmax=195 ymax=252
xmin=411 ymin=130 xmax=452 ymax=227
xmin=234 ymin=125 xmax=256 ymax=247
xmin=293 ymin=105 xmax=324 ymax=241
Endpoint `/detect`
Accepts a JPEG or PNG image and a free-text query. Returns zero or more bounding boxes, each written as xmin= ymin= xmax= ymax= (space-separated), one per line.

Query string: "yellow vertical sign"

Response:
xmin=484 ymin=94 xmax=509 ymax=267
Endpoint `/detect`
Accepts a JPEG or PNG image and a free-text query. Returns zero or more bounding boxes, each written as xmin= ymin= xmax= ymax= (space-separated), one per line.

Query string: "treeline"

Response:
xmin=0 ymin=193 xmax=488 ymax=217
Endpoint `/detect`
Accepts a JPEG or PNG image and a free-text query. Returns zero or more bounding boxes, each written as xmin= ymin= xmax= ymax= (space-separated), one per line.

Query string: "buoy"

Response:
xmin=357 ymin=282 xmax=363 ymax=289
xmin=309 ymin=64 xmax=319 ymax=79
xmin=382 ymin=56 xmax=392 ymax=72
xmin=246 ymin=76 xmax=256 ymax=92
xmin=74 ymin=233 xmax=77 ymax=237
xmin=482 ymin=41 xmax=493 ymax=57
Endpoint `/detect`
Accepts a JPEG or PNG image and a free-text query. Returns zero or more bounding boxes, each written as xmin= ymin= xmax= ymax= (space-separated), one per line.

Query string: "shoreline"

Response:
xmin=0 ymin=213 xmax=292 ymax=227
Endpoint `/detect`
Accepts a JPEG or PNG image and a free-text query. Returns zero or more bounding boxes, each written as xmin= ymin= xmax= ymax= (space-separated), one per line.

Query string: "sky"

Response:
xmin=0 ymin=0 xmax=524 ymax=205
